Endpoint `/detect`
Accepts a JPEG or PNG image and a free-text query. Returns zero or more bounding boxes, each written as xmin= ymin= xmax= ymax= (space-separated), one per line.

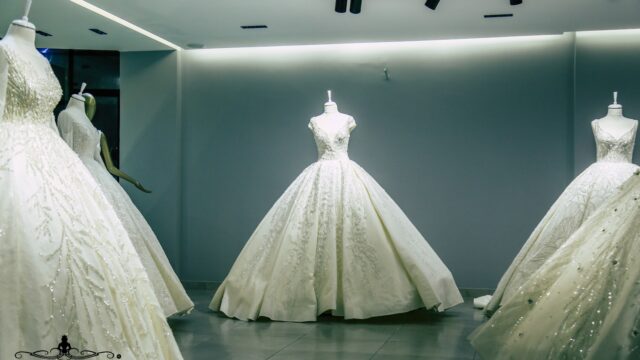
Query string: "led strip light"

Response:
xmin=69 ymin=0 xmax=182 ymax=50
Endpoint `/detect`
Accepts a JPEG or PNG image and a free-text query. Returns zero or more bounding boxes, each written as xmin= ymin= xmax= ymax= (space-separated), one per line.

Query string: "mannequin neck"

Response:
xmin=67 ymin=96 xmax=86 ymax=112
xmin=324 ymin=102 xmax=339 ymax=114
xmin=607 ymin=107 xmax=623 ymax=117
xmin=3 ymin=22 xmax=36 ymax=48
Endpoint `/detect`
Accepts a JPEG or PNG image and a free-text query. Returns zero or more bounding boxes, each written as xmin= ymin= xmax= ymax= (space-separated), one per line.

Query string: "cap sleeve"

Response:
xmin=348 ymin=116 xmax=357 ymax=131
xmin=308 ymin=117 xmax=315 ymax=131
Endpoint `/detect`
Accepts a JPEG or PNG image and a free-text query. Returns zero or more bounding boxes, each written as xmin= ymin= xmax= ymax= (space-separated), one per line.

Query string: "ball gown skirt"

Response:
xmin=210 ymin=113 xmax=462 ymax=322
xmin=57 ymin=111 xmax=194 ymax=317
xmin=84 ymin=158 xmax=194 ymax=316
xmin=470 ymin=170 xmax=640 ymax=360
xmin=0 ymin=42 xmax=182 ymax=359
xmin=485 ymin=121 xmax=639 ymax=314
xmin=0 ymin=122 xmax=183 ymax=359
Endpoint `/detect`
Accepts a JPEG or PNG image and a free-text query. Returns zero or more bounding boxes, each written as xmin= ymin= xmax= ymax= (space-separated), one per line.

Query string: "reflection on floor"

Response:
xmin=169 ymin=289 xmax=483 ymax=360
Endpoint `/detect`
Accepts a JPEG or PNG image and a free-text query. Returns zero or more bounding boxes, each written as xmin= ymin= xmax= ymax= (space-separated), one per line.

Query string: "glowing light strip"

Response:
xmin=189 ymin=34 xmax=563 ymax=55
xmin=577 ymin=28 xmax=640 ymax=38
xmin=69 ymin=0 xmax=181 ymax=50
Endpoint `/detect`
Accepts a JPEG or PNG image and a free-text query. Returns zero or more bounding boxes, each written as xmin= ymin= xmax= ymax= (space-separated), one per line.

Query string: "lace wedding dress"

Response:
xmin=470 ymin=169 xmax=640 ymax=359
xmin=57 ymin=108 xmax=194 ymax=317
xmin=0 ymin=42 xmax=182 ymax=358
xmin=485 ymin=119 xmax=639 ymax=314
xmin=210 ymin=111 xmax=463 ymax=322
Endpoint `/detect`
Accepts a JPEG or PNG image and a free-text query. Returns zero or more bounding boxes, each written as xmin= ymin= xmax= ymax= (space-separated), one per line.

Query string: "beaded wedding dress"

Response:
xmin=210 ymin=105 xmax=463 ymax=322
xmin=470 ymin=169 xmax=640 ymax=359
xmin=485 ymin=116 xmax=639 ymax=314
xmin=0 ymin=41 xmax=182 ymax=358
xmin=57 ymin=105 xmax=194 ymax=317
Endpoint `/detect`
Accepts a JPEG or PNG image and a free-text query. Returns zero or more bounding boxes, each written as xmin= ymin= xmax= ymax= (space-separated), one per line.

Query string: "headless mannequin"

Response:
xmin=310 ymin=90 xmax=356 ymax=132
xmin=1 ymin=0 xmax=41 ymax=69
xmin=62 ymin=84 xmax=151 ymax=193
xmin=1 ymin=2 xmax=59 ymax=132
xmin=594 ymin=92 xmax=637 ymax=138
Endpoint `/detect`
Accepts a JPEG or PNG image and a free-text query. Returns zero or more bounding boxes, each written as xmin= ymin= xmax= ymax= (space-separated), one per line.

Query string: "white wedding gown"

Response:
xmin=470 ymin=169 xmax=640 ymax=359
xmin=485 ymin=120 xmax=639 ymax=313
xmin=57 ymin=109 xmax=194 ymax=317
xmin=0 ymin=42 xmax=182 ymax=358
xmin=210 ymin=112 xmax=463 ymax=322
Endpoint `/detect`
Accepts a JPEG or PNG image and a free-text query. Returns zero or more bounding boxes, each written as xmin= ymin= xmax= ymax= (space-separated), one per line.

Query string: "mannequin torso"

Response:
xmin=66 ymin=95 xmax=86 ymax=113
xmin=310 ymin=101 xmax=356 ymax=132
xmin=309 ymin=98 xmax=356 ymax=161
xmin=593 ymin=108 xmax=637 ymax=138
xmin=1 ymin=23 xmax=48 ymax=78
xmin=593 ymin=93 xmax=638 ymax=138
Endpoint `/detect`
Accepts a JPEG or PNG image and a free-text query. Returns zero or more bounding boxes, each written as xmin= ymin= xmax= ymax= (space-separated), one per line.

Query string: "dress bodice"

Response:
xmin=0 ymin=42 xmax=62 ymax=126
xmin=309 ymin=114 xmax=356 ymax=161
xmin=592 ymin=120 xmax=637 ymax=163
xmin=58 ymin=109 xmax=101 ymax=160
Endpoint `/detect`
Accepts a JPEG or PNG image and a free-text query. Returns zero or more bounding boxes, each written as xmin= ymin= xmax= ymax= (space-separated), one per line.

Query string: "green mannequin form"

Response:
xmin=82 ymin=91 xmax=151 ymax=193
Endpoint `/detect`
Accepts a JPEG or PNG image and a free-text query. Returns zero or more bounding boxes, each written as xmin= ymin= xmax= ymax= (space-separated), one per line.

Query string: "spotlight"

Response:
xmin=510 ymin=0 xmax=523 ymax=4
xmin=350 ymin=0 xmax=362 ymax=14
xmin=425 ymin=0 xmax=441 ymax=10
xmin=335 ymin=0 xmax=347 ymax=13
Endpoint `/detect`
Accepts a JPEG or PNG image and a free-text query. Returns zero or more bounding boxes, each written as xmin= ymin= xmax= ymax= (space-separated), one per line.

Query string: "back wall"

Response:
xmin=120 ymin=31 xmax=640 ymax=289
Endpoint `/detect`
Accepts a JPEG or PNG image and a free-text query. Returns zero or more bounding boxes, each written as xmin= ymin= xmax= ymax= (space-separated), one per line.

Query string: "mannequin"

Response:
xmin=0 ymin=1 xmax=185 ymax=357
xmin=1 ymin=1 xmax=59 ymax=133
xmin=62 ymin=83 xmax=150 ymax=192
xmin=310 ymin=90 xmax=356 ymax=132
xmin=594 ymin=92 xmax=637 ymax=137
xmin=2 ymin=0 xmax=37 ymax=55
xmin=58 ymin=83 xmax=193 ymax=317
xmin=81 ymin=91 xmax=150 ymax=192
xmin=210 ymin=89 xmax=463 ymax=322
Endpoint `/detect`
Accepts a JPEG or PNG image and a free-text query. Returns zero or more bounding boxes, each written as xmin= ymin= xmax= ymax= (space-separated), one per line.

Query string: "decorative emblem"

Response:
xmin=15 ymin=335 xmax=121 ymax=359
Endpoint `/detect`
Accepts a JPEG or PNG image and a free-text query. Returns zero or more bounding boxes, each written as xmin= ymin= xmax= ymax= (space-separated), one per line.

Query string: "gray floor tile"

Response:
xmin=171 ymin=289 xmax=484 ymax=360
xmin=270 ymin=349 xmax=374 ymax=360
xmin=283 ymin=336 xmax=386 ymax=353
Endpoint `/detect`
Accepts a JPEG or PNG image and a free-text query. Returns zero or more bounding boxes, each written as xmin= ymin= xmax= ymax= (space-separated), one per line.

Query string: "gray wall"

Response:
xmin=120 ymin=51 xmax=182 ymax=269
xmin=120 ymin=32 xmax=640 ymax=290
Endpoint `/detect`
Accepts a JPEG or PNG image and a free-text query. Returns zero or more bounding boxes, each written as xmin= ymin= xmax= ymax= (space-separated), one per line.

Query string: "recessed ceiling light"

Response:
xmin=484 ymin=13 xmax=514 ymax=18
xmin=241 ymin=25 xmax=268 ymax=29
xmin=69 ymin=0 xmax=181 ymax=50
xmin=36 ymin=30 xmax=52 ymax=37
xmin=187 ymin=43 xmax=204 ymax=49
xmin=510 ymin=0 xmax=523 ymax=5
xmin=89 ymin=28 xmax=107 ymax=35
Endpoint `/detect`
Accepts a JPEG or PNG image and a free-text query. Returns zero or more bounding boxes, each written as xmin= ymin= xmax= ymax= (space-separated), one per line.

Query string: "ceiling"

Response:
xmin=1 ymin=0 xmax=640 ymax=51
xmin=0 ymin=0 xmax=168 ymax=50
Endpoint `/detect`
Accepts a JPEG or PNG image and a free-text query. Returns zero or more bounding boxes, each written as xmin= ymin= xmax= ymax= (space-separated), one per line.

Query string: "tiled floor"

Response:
xmin=169 ymin=289 xmax=483 ymax=360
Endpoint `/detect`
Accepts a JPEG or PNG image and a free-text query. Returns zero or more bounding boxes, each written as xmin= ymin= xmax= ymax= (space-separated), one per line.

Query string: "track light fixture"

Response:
xmin=335 ymin=0 xmax=362 ymax=14
xmin=350 ymin=0 xmax=362 ymax=14
xmin=510 ymin=0 xmax=523 ymax=4
xmin=425 ymin=0 xmax=441 ymax=10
